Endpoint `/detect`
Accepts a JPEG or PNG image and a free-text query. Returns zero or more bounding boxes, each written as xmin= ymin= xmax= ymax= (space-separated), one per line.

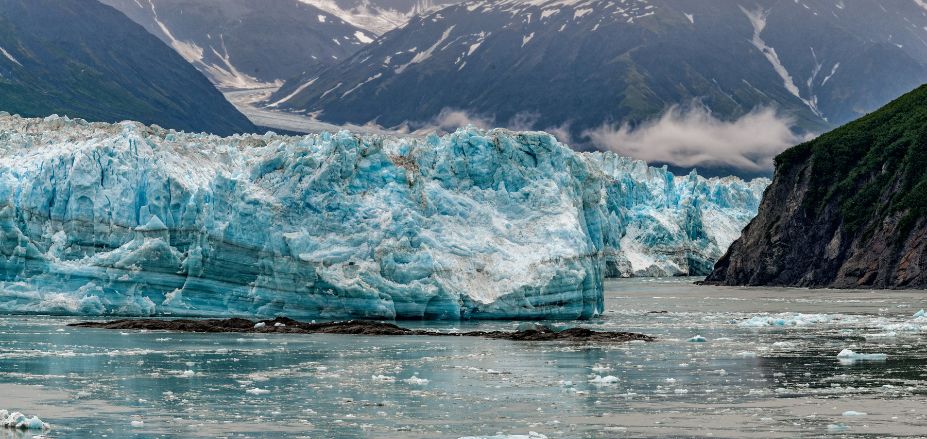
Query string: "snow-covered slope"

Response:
xmin=101 ymin=0 xmax=375 ymax=89
xmin=297 ymin=0 xmax=452 ymax=35
xmin=0 ymin=114 xmax=764 ymax=319
xmin=271 ymin=0 xmax=927 ymax=143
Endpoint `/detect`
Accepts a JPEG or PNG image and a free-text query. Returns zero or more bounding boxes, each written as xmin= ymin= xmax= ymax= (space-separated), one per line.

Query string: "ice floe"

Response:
xmin=0 ymin=410 xmax=49 ymax=430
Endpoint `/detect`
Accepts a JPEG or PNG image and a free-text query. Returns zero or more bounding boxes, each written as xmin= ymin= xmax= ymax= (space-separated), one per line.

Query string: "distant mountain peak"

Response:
xmin=269 ymin=0 xmax=927 ymax=176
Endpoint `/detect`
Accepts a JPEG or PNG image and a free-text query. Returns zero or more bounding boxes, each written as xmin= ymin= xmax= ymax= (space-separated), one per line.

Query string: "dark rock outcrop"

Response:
xmin=705 ymin=85 xmax=927 ymax=288
xmin=69 ymin=317 xmax=655 ymax=343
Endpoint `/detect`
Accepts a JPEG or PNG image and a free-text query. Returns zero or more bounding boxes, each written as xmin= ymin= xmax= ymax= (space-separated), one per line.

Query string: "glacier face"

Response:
xmin=0 ymin=114 xmax=766 ymax=319
xmin=591 ymin=154 xmax=768 ymax=278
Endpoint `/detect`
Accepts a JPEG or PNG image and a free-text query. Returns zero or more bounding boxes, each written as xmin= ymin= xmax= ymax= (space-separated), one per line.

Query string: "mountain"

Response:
xmin=100 ymin=0 xmax=376 ymax=89
xmin=705 ymin=84 xmax=927 ymax=289
xmin=298 ymin=0 xmax=458 ymax=36
xmin=0 ymin=0 xmax=255 ymax=135
xmin=269 ymin=0 xmax=927 ymax=141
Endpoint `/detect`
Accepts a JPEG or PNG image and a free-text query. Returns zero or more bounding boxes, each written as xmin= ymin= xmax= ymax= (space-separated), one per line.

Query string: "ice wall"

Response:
xmin=0 ymin=114 xmax=765 ymax=319
xmin=589 ymin=153 xmax=768 ymax=277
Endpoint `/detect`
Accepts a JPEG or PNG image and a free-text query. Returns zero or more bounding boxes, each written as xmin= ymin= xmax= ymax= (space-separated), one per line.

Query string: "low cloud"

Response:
xmin=407 ymin=108 xmax=563 ymax=139
xmin=583 ymin=106 xmax=807 ymax=172
xmin=405 ymin=108 xmax=494 ymax=134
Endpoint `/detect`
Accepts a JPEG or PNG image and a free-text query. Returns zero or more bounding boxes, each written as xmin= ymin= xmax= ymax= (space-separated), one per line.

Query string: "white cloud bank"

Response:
xmin=583 ymin=106 xmax=808 ymax=172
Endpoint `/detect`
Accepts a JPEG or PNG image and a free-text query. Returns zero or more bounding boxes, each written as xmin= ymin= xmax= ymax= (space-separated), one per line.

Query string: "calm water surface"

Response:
xmin=1 ymin=278 xmax=926 ymax=438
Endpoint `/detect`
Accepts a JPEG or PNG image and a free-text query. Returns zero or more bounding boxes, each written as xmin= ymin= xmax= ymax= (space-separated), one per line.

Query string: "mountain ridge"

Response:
xmin=705 ymin=84 xmax=927 ymax=288
xmin=269 ymin=0 xmax=927 ymax=146
xmin=0 ymin=0 xmax=256 ymax=135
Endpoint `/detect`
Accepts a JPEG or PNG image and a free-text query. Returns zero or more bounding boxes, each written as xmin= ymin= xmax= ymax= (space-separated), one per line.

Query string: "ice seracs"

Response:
xmin=588 ymin=153 xmax=766 ymax=277
xmin=0 ymin=114 xmax=764 ymax=320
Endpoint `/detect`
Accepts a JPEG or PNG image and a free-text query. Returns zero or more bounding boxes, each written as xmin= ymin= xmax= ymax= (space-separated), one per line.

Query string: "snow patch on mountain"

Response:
xmin=741 ymin=7 xmax=822 ymax=118
xmin=300 ymin=0 xmax=439 ymax=35
xmin=0 ymin=46 xmax=22 ymax=66
xmin=145 ymin=0 xmax=277 ymax=89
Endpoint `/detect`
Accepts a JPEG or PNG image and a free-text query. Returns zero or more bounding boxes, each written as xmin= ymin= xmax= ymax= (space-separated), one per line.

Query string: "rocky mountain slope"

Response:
xmin=0 ymin=0 xmax=255 ymax=135
xmin=270 ymin=0 xmax=927 ymax=139
xmin=705 ymin=84 xmax=927 ymax=289
xmin=100 ymin=0 xmax=376 ymax=89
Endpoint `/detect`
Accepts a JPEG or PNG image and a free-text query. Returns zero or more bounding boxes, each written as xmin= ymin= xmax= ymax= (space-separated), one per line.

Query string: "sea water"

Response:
xmin=1 ymin=278 xmax=925 ymax=438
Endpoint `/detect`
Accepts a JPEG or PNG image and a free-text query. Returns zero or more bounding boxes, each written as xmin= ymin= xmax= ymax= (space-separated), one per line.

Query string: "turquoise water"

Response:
xmin=1 ymin=278 xmax=926 ymax=438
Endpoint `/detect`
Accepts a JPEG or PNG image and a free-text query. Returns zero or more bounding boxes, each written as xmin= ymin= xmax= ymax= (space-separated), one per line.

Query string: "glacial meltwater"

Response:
xmin=1 ymin=278 xmax=926 ymax=438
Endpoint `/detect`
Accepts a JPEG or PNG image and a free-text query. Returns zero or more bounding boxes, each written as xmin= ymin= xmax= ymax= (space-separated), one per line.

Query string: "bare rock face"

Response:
xmin=705 ymin=85 xmax=927 ymax=289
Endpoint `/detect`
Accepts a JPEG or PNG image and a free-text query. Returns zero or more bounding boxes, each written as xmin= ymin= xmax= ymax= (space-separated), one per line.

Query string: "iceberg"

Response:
xmin=0 ymin=114 xmax=765 ymax=319
xmin=0 ymin=410 xmax=49 ymax=430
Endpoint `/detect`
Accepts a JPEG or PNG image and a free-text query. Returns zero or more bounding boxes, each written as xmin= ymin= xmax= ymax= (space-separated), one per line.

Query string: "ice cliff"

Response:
xmin=0 ymin=114 xmax=766 ymax=319
xmin=591 ymin=154 xmax=768 ymax=277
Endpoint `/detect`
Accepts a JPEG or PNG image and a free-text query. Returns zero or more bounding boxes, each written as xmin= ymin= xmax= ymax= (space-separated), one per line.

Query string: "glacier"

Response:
xmin=0 ymin=114 xmax=766 ymax=319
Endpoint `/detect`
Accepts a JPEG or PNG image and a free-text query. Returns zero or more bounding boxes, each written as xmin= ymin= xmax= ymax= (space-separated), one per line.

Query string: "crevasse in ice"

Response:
xmin=0 ymin=114 xmax=766 ymax=319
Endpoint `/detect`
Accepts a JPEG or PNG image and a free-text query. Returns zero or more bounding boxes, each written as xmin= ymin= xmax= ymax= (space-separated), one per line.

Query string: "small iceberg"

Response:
xmin=837 ymin=349 xmax=887 ymax=363
xmin=914 ymin=309 xmax=925 ymax=318
xmin=687 ymin=335 xmax=707 ymax=342
xmin=842 ymin=411 xmax=867 ymax=416
xmin=588 ymin=375 xmax=619 ymax=385
xmin=738 ymin=313 xmax=839 ymax=327
xmin=401 ymin=376 xmax=429 ymax=385
xmin=0 ymin=410 xmax=50 ymax=430
xmin=459 ymin=432 xmax=548 ymax=439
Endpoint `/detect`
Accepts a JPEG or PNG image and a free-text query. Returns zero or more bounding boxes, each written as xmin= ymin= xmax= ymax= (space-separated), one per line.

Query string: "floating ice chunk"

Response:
xmin=687 ymin=335 xmax=707 ymax=342
xmin=254 ymin=322 xmax=266 ymax=329
xmin=590 ymin=364 xmax=611 ymax=372
xmin=588 ymin=375 xmax=619 ymax=385
xmin=402 ymin=376 xmax=429 ymax=385
xmin=836 ymin=349 xmax=887 ymax=363
xmin=914 ymin=309 xmax=925 ymax=318
xmin=736 ymin=351 xmax=757 ymax=358
xmin=0 ymin=410 xmax=50 ymax=430
xmin=274 ymin=322 xmax=285 ymax=327
xmin=130 ymin=420 xmax=144 ymax=427
xmin=459 ymin=432 xmax=548 ymax=439
xmin=842 ymin=411 xmax=867 ymax=416
xmin=827 ymin=423 xmax=850 ymax=433
xmin=739 ymin=313 xmax=845 ymax=327
xmin=558 ymin=380 xmax=573 ymax=387
xmin=179 ymin=370 xmax=195 ymax=377
xmin=673 ymin=388 xmax=688 ymax=394
xmin=245 ymin=388 xmax=271 ymax=395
